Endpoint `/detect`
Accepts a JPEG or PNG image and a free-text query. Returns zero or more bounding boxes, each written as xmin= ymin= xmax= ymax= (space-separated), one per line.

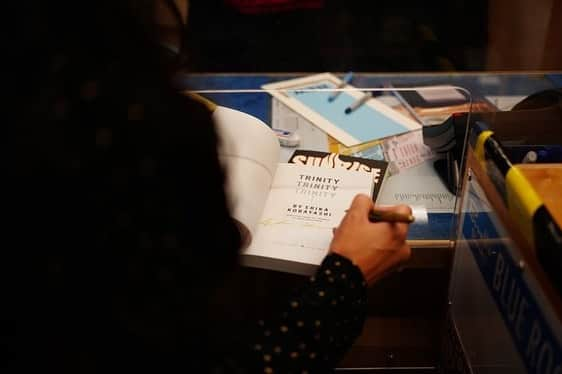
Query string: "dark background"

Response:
xmin=185 ymin=0 xmax=490 ymax=72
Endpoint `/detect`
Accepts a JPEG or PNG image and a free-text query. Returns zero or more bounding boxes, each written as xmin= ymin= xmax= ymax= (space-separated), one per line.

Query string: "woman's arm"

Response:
xmin=242 ymin=253 xmax=367 ymax=373
xmin=224 ymin=195 xmax=411 ymax=372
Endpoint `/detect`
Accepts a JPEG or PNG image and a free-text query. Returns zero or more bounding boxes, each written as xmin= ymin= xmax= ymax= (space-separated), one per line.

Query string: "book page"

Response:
xmin=213 ymin=106 xmax=281 ymax=246
xmin=244 ymin=163 xmax=374 ymax=267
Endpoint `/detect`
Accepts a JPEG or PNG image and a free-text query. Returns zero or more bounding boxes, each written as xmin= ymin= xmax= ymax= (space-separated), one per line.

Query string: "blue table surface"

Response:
xmin=177 ymin=72 xmax=560 ymax=242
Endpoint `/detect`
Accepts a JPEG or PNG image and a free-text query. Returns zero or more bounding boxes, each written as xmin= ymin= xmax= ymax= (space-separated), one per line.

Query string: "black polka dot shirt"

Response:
xmin=240 ymin=253 xmax=368 ymax=373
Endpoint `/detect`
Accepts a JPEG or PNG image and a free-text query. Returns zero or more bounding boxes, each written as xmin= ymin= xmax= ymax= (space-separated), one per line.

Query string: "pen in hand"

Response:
xmin=344 ymin=208 xmax=415 ymax=223
xmin=368 ymin=209 xmax=415 ymax=224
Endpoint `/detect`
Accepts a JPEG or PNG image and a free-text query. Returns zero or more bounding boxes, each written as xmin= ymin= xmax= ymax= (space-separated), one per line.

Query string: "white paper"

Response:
xmin=377 ymin=170 xmax=455 ymax=213
xmin=485 ymin=95 xmax=527 ymax=111
xmin=381 ymin=130 xmax=435 ymax=174
xmin=417 ymin=86 xmax=466 ymax=103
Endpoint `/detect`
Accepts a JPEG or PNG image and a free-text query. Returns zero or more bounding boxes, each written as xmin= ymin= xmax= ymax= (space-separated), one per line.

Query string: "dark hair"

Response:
xmin=8 ymin=1 xmax=244 ymax=371
xmin=13 ymin=0 xmax=191 ymax=118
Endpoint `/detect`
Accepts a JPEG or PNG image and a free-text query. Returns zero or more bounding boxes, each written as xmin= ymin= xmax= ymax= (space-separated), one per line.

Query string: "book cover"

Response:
xmin=288 ymin=150 xmax=388 ymax=203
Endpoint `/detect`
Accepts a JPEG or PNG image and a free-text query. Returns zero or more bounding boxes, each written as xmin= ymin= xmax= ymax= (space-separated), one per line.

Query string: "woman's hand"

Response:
xmin=329 ymin=194 xmax=412 ymax=285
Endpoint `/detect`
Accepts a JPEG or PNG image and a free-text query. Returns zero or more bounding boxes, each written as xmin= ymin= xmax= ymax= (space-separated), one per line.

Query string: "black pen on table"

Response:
xmin=344 ymin=208 xmax=415 ymax=223
xmin=368 ymin=209 xmax=415 ymax=224
xmin=345 ymin=91 xmax=373 ymax=114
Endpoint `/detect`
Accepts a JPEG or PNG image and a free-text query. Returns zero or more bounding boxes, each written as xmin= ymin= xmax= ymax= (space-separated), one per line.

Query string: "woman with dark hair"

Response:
xmin=6 ymin=1 xmax=411 ymax=372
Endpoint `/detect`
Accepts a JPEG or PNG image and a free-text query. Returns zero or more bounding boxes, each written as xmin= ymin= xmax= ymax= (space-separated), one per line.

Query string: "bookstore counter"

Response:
xmin=179 ymin=71 xmax=562 ymax=373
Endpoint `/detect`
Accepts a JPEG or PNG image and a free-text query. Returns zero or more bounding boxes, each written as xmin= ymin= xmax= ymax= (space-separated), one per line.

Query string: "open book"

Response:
xmin=213 ymin=106 xmax=376 ymax=275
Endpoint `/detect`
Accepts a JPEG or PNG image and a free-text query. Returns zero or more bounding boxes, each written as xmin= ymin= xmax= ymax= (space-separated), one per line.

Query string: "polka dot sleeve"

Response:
xmin=243 ymin=253 xmax=368 ymax=373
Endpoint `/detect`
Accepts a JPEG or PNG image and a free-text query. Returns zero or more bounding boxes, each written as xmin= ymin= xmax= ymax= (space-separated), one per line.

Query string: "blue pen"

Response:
xmin=328 ymin=72 xmax=353 ymax=102
xmin=385 ymin=83 xmax=426 ymax=125
xmin=344 ymin=92 xmax=372 ymax=114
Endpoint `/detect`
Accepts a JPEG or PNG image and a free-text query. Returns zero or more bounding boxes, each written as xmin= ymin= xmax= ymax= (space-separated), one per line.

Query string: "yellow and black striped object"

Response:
xmin=470 ymin=121 xmax=562 ymax=292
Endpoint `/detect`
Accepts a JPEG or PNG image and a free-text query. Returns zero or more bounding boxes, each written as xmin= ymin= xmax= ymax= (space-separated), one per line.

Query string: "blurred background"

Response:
xmin=182 ymin=0 xmax=561 ymax=72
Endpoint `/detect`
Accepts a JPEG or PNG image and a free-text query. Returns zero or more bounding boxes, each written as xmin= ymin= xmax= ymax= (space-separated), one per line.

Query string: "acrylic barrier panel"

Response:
xmin=184 ymin=80 xmax=474 ymax=245
xmin=450 ymin=174 xmax=530 ymax=374
xmin=448 ymin=110 xmax=562 ymax=374
xmin=450 ymin=164 xmax=562 ymax=374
